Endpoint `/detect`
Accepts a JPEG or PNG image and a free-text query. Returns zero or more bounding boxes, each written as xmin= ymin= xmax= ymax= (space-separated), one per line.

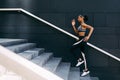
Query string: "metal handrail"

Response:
xmin=0 ymin=8 xmax=120 ymax=62
xmin=87 ymin=43 xmax=120 ymax=62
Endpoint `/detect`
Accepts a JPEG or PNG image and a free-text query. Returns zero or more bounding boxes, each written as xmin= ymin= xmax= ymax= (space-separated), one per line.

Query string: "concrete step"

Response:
xmin=80 ymin=71 xmax=99 ymax=80
xmin=90 ymin=77 xmax=99 ymax=80
xmin=43 ymin=57 xmax=62 ymax=72
xmin=6 ymin=43 xmax=36 ymax=53
xmin=18 ymin=52 xmax=34 ymax=60
xmin=24 ymin=48 xmax=45 ymax=57
xmin=55 ymin=62 xmax=71 ymax=80
xmin=0 ymin=38 xmax=100 ymax=80
xmin=18 ymin=48 xmax=45 ymax=60
xmin=31 ymin=52 xmax=53 ymax=66
xmin=80 ymin=71 xmax=92 ymax=80
xmin=80 ymin=77 xmax=91 ymax=80
xmin=68 ymin=67 xmax=80 ymax=80
xmin=0 ymin=39 xmax=27 ymax=47
xmin=80 ymin=77 xmax=99 ymax=80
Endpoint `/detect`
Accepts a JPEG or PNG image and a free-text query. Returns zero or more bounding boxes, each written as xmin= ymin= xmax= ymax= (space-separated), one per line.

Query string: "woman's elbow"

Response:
xmin=92 ymin=27 xmax=94 ymax=31
xmin=91 ymin=26 xmax=94 ymax=31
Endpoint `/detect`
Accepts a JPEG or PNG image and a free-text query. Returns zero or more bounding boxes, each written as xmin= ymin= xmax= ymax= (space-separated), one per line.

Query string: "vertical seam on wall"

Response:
xmin=105 ymin=12 xmax=107 ymax=27
xmin=118 ymin=37 xmax=119 ymax=48
xmin=92 ymin=12 xmax=94 ymax=27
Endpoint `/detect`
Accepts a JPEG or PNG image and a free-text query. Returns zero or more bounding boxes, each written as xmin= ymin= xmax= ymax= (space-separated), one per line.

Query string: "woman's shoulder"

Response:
xmin=82 ymin=23 xmax=93 ymax=29
xmin=81 ymin=23 xmax=88 ymax=27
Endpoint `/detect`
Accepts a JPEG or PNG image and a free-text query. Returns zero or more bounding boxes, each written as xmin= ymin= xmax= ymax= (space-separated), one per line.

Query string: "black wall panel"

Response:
xmin=106 ymin=14 xmax=120 ymax=27
xmin=0 ymin=0 xmax=120 ymax=79
xmin=94 ymin=14 xmax=106 ymax=27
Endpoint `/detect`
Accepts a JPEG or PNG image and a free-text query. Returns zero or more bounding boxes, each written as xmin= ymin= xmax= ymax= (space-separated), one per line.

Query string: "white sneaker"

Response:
xmin=76 ymin=61 xmax=84 ymax=67
xmin=81 ymin=70 xmax=90 ymax=77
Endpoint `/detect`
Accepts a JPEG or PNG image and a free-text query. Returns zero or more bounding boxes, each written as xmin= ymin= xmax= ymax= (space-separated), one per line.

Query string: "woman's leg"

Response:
xmin=81 ymin=52 xmax=88 ymax=71
xmin=80 ymin=41 xmax=88 ymax=70
xmin=71 ymin=42 xmax=85 ymax=67
xmin=70 ymin=44 xmax=83 ymax=61
xmin=71 ymin=37 xmax=85 ymax=61
xmin=81 ymin=41 xmax=90 ymax=76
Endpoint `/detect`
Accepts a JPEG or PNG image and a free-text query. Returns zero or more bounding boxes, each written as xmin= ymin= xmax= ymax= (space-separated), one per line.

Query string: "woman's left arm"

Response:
xmin=83 ymin=24 xmax=94 ymax=41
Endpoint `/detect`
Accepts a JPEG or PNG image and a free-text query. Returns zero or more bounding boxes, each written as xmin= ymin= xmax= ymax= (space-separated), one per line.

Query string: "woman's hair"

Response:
xmin=83 ymin=15 xmax=88 ymax=22
xmin=78 ymin=15 xmax=88 ymax=22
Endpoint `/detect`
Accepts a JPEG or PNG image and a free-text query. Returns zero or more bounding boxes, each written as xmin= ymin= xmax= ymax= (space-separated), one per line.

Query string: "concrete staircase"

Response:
xmin=0 ymin=39 xmax=99 ymax=80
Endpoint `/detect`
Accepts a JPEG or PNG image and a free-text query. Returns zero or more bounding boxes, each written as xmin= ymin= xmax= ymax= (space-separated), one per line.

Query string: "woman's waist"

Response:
xmin=78 ymin=33 xmax=85 ymax=39
xmin=78 ymin=36 xmax=85 ymax=40
xmin=78 ymin=32 xmax=85 ymax=36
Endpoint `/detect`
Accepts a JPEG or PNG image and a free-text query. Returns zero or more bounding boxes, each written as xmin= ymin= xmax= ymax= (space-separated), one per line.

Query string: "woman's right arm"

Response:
xmin=71 ymin=19 xmax=78 ymax=34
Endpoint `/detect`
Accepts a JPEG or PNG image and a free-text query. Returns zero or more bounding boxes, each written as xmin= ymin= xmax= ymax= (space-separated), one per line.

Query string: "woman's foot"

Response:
xmin=76 ymin=59 xmax=84 ymax=67
xmin=81 ymin=69 xmax=90 ymax=77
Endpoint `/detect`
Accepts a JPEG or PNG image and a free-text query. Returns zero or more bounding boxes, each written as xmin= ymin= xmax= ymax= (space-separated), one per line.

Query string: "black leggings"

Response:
xmin=71 ymin=36 xmax=88 ymax=61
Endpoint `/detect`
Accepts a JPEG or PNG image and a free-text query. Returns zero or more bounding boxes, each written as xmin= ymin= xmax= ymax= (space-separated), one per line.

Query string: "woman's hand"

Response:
xmin=84 ymin=36 xmax=90 ymax=42
xmin=71 ymin=19 xmax=76 ymax=26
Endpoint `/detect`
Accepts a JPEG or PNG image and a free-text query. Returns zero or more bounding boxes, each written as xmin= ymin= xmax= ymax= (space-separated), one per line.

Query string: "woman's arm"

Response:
xmin=71 ymin=19 xmax=78 ymax=34
xmin=82 ymin=24 xmax=94 ymax=41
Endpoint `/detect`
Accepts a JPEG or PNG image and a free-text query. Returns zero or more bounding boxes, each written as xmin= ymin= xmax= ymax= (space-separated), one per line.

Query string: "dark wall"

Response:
xmin=0 ymin=1 xmax=120 ymax=79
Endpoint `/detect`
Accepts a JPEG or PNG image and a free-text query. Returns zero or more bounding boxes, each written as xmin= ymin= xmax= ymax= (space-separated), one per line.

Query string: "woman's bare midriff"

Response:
xmin=78 ymin=32 xmax=85 ymax=37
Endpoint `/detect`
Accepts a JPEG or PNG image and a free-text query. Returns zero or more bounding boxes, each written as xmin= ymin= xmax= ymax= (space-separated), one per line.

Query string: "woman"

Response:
xmin=71 ymin=15 xmax=94 ymax=76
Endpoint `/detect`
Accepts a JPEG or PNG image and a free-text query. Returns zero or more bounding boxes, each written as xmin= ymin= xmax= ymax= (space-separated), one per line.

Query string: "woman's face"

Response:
xmin=78 ymin=15 xmax=84 ymax=22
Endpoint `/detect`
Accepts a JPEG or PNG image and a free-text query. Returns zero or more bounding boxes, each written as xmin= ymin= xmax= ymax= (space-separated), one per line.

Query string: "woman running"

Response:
xmin=71 ymin=15 xmax=94 ymax=76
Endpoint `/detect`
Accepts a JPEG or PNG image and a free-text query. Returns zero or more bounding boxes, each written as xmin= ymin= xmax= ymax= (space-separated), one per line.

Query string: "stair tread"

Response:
xmin=80 ymin=71 xmax=92 ymax=80
xmin=0 ymin=39 xmax=27 ymax=43
xmin=31 ymin=52 xmax=53 ymax=66
xmin=6 ymin=43 xmax=36 ymax=53
xmin=0 ymin=39 xmax=27 ymax=46
xmin=18 ymin=48 xmax=44 ymax=60
xmin=80 ymin=77 xmax=99 ymax=80
xmin=43 ymin=57 xmax=62 ymax=72
xmin=24 ymin=48 xmax=45 ymax=57
xmin=6 ymin=43 xmax=35 ymax=48
xmin=90 ymin=77 xmax=99 ymax=80
xmin=69 ymin=67 xmax=80 ymax=80
xmin=80 ymin=77 xmax=91 ymax=80
xmin=55 ymin=62 xmax=71 ymax=80
xmin=25 ymin=48 xmax=45 ymax=53
xmin=18 ymin=52 xmax=34 ymax=60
